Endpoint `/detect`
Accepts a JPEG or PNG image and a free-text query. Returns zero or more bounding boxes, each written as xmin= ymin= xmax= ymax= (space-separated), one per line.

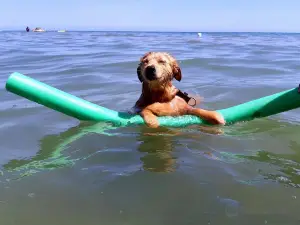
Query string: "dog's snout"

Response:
xmin=146 ymin=66 xmax=156 ymax=74
xmin=145 ymin=65 xmax=156 ymax=81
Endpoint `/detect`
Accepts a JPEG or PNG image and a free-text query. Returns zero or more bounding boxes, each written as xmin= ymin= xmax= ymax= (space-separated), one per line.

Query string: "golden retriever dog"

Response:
xmin=133 ymin=51 xmax=225 ymax=128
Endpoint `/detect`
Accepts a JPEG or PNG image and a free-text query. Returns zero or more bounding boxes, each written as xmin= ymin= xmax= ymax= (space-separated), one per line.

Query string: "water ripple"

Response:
xmin=1 ymin=32 xmax=300 ymax=204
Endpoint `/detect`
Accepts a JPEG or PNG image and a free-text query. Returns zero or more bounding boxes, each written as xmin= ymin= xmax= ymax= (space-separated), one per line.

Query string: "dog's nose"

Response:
xmin=145 ymin=66 xmax=156 ymax=81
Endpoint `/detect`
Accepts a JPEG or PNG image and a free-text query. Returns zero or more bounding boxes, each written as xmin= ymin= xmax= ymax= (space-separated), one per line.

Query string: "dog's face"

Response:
xmin=137 ymin=52 xmax=182 ymax=86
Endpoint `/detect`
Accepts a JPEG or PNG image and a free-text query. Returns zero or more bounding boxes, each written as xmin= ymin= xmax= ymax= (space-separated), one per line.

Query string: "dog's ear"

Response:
xmin=165 ymin=52 xmax=182 ymax=82
xmin=137 ymin=64 xmax=144 ymax=82
xmin=173 ymin=64 xmax=182 ymax=82
xmin=142 ymin=52 xmax=152 ymax=60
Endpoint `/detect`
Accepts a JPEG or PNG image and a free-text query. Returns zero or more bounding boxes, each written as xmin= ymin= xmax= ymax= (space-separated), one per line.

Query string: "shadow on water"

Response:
xmin=136 ymin=126 xmax=181 ymax=173
xmin=2 ymin=118 xmax=226 ymax=180
xmin=2 ymin=121 xmax=118 ymax=179
xmin=2 ymin=108 xmax=300 ymax=189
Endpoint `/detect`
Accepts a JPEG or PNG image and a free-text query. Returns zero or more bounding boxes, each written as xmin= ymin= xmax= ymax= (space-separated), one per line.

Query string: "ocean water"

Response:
xmin=0 ymin=31 xmax=300 ymax=224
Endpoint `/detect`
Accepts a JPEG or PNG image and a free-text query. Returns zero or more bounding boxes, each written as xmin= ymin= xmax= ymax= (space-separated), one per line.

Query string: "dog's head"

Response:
xmin=137 ymin=52 xmax=182 ymax=86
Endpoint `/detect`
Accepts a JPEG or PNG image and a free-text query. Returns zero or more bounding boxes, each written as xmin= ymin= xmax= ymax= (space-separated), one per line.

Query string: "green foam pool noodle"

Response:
xmin=5 ymin=72 xmax=300 ymax=127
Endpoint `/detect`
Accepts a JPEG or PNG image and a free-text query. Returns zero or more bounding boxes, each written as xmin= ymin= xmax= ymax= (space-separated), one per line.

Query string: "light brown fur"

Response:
xmin=135 ymin=52 xmax=225 ymax=128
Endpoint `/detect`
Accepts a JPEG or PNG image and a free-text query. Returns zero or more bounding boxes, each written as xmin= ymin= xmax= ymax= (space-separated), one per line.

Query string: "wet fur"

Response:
xmin=135 ymin=52 xmax=181 ymax=109
xmin=134 ymin=52 xmax=225 ymax=128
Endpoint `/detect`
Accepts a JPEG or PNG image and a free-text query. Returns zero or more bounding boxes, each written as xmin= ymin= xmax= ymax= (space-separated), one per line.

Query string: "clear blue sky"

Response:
xmin=1 ymin=0 xmax=300 ymax=32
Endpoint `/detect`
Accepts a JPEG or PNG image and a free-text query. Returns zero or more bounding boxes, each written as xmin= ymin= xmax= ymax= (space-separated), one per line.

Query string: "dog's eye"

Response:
xmin=158 ymin=60 xmax=166 ymax=64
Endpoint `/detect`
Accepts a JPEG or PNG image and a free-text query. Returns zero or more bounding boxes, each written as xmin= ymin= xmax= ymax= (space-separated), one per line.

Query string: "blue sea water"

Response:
xmin=0 ymin=31 xmax=300 ymax=224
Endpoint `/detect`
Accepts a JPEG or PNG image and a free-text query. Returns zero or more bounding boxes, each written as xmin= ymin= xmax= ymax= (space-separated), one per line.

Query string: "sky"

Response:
xmin=1 ymin=0 xmax=300 ymax=32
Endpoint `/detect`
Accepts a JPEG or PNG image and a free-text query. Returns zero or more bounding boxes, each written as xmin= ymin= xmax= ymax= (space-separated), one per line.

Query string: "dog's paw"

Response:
xmin=209 ymin=111 xmax=226 ymax=125
xmin=145 ymin=117 xmax=159 ymax=128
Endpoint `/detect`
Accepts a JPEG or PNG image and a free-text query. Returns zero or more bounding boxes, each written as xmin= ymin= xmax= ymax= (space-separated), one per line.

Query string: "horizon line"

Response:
xmin=0 ymin=29 xmax=300 ymax=34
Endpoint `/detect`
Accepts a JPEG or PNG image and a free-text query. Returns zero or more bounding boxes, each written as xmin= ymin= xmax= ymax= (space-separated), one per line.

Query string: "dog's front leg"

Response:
xmin=187 ymin=108 xmax=225 ymax=125
xmin=140 ymin=108 xmax=159 ymax=128
xmin=140 ymin=102 xmax=173 ymax=128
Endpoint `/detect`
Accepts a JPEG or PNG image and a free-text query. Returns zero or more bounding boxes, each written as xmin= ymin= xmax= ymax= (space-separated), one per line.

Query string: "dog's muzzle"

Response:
xmin=145 ymin=66 xmax=156 ymax=81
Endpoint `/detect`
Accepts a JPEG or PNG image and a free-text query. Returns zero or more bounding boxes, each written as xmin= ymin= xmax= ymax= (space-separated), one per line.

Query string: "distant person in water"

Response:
xmin=26 ymin=26 xmax=30 ymax=32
